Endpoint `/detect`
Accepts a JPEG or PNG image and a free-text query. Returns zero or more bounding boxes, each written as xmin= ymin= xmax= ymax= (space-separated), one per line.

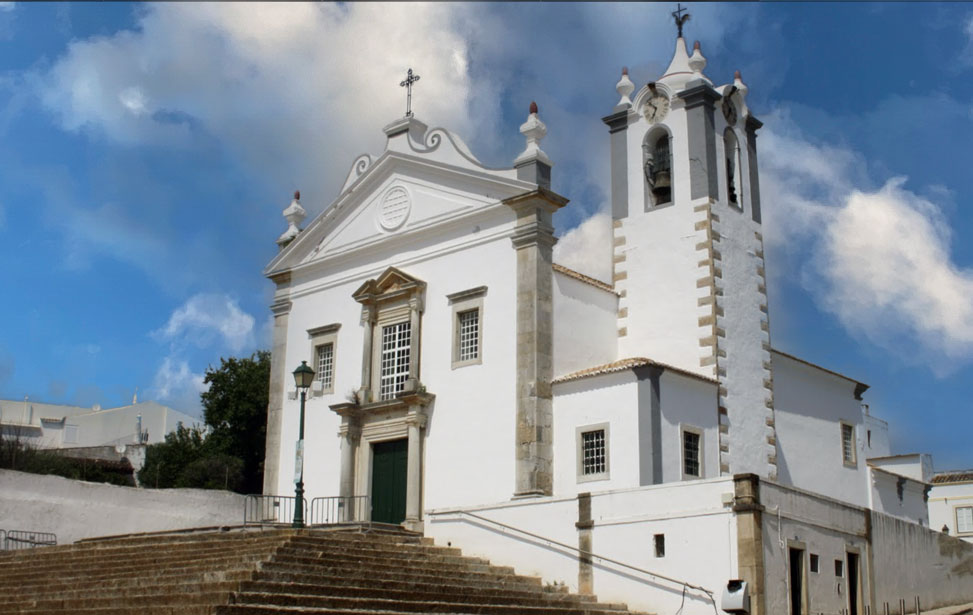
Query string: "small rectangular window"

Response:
xmin=448 ymin=286 xmax=486 ymax=369
xmin=581 ymin=430 xmax=606 ymax=476
xmin=835 ymin=559 xmax=844 ymax=577
xmin=654 ymin=534 xmax=665 ymax=558
xmin=457 ymin=309 xmax=479 ymax=362
xmin=64 ymin=424 xmax=79 ymax=444
xmin=841 ymin=423 xmax=856 ymax=465
xmin=957 ymin=507 xmax=973 ymax=534
xmin=809 ymin=554 xmax=819 ymax=573
xmin=683 ymin=429 xmax=701 ymax=478
xmin=315 ymin=342 xmax=334 ymax=391
xmin=379 ymin=321 xmax=411 ymax=400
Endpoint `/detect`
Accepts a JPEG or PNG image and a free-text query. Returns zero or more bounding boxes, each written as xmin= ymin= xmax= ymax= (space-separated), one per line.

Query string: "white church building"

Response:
xmin=262 ymin=15 xmax=973 ymax=615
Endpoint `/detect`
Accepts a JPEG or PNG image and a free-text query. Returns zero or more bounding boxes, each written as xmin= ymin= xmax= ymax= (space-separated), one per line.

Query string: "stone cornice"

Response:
xmin=307 ymin=323 xmax=341 ymax=338
xmin=678 ymin=81 xmax=721 ymax=109
xmin=503 ymin=187 xmax=569 ymax=212
xmin=745 ymin=114 xmax=763 ymax=132
xmin=270 ymin=299 xmax=292 ymax=316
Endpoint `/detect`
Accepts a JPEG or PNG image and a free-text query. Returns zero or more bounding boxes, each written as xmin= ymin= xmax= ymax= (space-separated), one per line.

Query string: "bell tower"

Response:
xmin=602 ymin=10 xmax=778 ymax=479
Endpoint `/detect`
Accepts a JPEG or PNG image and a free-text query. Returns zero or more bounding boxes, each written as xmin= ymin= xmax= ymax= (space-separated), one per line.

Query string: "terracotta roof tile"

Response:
xmin=932 ymin=471 xmax=973 ymax=484
xmin=552 ymin=264 xmax=616 ymax=294
xmin=553 ymin=357 xmax=718 ymax=385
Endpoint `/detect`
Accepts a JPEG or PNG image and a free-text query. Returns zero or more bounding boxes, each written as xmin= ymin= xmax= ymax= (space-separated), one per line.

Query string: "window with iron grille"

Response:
xmin=957 ymin=507 xmax=973 ymax=534
xmin=581 ymin=429 xmax=606 ymax=476
xmin=683 ymin=430 xmax=701 ymax=477
xmin=841 ymin=423 xmax=856 ymax=465
xmin=379 ymin=321 xmax=411 ymax=400
xmin=458 ymin=309 xmax=479 ymax=362
xmin=315 ymin=342 xmax=334 ymax=391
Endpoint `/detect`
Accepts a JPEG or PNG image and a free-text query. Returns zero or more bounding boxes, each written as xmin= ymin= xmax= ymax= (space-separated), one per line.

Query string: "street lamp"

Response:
xmin=292 ymin=360 xmax=315 ymax=528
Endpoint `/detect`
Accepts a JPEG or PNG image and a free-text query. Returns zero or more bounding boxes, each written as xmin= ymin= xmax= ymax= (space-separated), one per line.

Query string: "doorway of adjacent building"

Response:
xmin=847 ymin=551 xmax=860 ymax=615
xmin=371 ymin=438 xmax=407 ymax=524
xmin=789 ymin=547 xmax=805 ymax=615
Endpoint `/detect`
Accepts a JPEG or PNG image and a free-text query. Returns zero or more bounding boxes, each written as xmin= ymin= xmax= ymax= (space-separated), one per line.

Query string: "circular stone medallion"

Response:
xmin=379 ymin=186 xmax=411 ymax=231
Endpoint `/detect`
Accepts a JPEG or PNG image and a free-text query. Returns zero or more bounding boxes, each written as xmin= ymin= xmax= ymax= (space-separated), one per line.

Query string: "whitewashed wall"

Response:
xmin=551 ymin=272 xmax=617 ymax=378
xmin=869 ymin=510 xmax=973 ymax=610
xmin=0 ymin=469 xmax=246 ymax=545
xmin=929 ymin=481 xmax=973 ymax=543
xmin=552 ymin=369 xmax=718 ymax=496
xmin=863 ymin=411 xmax=891 ymax=458
xmin=867 ymin=453 xmax=934 ymax=482
xmin=658 ymin=371 xmax=719 ymax=482
xmin=761 ymin=481 xmax=870 ymax=615
xmin=867 ymin=467 xmax=929 ymax=525
xmin=553 ymin=372 xmax=640 ymax=496
xmin=761 ymin=480 xmax=973 ymax=614
xmin=275 ymin=175 xmax=522 ymax=511
xmin=772 ymin=352 xmax=868 ymax=506
xmin=426 ymin=478 xmax=737 ymax=615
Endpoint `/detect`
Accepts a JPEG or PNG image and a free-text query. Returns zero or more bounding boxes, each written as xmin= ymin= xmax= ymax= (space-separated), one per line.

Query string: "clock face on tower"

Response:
xmin=643 ymin=94 xmax=670 ymax=124
xmin=722 ymin=96 xmax=737 ymax=126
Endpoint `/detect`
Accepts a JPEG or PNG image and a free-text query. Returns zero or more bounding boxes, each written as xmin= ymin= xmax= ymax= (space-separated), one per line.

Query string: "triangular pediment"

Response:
xmin=352 ymin=266 xmax=425 ymax=304
xmin=265 ymin=146 xmax=536 ymax=277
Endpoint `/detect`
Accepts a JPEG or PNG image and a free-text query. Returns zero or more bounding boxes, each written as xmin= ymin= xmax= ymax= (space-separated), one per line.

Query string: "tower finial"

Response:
xmin=672 ymin=4 xmax=690 ymax=38
xmin=399 ymin=68 xmax=421 ymax=118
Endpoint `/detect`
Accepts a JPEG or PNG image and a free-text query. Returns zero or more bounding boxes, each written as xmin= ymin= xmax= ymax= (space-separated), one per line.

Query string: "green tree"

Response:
xmin=137 ymin=424 xmax=210 ymax=488
xmin=200 ymin=350 xmax=270 ymax=494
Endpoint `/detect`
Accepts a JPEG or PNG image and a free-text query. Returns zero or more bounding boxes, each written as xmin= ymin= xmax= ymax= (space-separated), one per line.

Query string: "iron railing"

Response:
xmin=309 ymin=496 xmax=371 ymax=525
xmin=244 ymin=494 xmax=305 ymax=526
xmin=0 ymin=529 xmax=57 ymax=550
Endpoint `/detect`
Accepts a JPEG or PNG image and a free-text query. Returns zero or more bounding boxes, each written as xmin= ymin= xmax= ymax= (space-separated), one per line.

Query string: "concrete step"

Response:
xmin=228 ymin=591 xmax=629 ymax=615
xmin=268 ymin=549 xmax=502 ymax=573
xmin=238 ymin=579 xmax=614 ymax=608
xmin=256 ymin=559 xmax=538 ymax=590
xmin=11 ymin=590 xmax=233 ymax=612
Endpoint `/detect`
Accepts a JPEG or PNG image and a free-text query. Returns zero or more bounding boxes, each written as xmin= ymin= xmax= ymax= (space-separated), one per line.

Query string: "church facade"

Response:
xmin=263 ymin=20 xmax=973 ymax=615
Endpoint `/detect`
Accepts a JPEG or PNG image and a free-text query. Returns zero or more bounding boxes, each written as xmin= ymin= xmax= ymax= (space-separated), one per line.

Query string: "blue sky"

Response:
xmin=0 ymin=3 xmax=971 ymax=470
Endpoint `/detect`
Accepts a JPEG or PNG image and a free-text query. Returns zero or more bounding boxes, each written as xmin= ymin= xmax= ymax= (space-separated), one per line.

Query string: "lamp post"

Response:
xmin=292 ymin=360 xmax=315 ymax=528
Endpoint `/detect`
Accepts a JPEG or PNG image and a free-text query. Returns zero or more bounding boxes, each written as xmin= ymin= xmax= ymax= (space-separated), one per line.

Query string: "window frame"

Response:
xmin=576 ymin=423 xmax=610 ymax=483
xmin=377 ymin=319 xmax=412 ymax=401
xmin=447 ymin=286 xmax=486 ymax=369
xmin=307 ymin=324 xmax=340 ymax=397
xmin=956 ymin=506 xmax=973 ymax=535
xmin=840 ymin=421 xmax=857 ymax=467
xmin=680 ymin=424 xmax=704 ymax=480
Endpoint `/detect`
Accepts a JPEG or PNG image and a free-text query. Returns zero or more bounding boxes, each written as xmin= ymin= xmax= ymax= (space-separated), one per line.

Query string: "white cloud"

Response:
xmin=817 ymin=179 xmax=973 ymax=365
xmin=155 ymin=293 xmax=255 ymax=353
xmin=760 ymin=113 xmax=973 ymax=372
xmin=553 ymin=211 xmax=612 ymax=284
xmin=151 ymin=356 xmax=207 ymax=412
xmin=0 ymin=3 xmax=14 ymax=12
xmin=37 ymin=3 xmax=482 ymax=204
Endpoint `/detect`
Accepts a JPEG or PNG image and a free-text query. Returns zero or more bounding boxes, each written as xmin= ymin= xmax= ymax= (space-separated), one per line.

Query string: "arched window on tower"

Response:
xmin=643 ymin=132 xmax=672 ymax=207
xmin=724 ymin=128 xmax=742 ymax=209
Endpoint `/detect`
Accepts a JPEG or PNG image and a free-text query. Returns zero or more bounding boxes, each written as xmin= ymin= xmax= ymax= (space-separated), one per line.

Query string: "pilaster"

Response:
xmin=678 ymin=81 xmax=721 ymax=201
xmin=504 ymin=188 xmax=568 ymax=497
xmin=262 ymin=275 xmax=292 ymax=496
xmin=733 ymin=473 xmax=767 ymax=615
xmin=601 ymin=109 xmax=632 ymax=220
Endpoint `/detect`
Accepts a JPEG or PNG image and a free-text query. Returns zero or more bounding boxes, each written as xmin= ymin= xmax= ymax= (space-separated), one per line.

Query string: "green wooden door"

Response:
xmin=371 ymin=439 xmax=408 ymax=524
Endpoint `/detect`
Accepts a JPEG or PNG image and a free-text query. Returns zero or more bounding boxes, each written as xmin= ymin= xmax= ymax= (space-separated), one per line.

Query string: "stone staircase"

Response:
xmin=0 ymin=526 xmax=648 ymax=615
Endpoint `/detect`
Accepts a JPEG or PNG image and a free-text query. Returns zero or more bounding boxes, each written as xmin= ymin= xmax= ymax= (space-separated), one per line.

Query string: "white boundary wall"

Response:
xmin=0 ymin=469 xmax=246 ymax=544
xmin=427 ymin=477 xmax=737 ymax=615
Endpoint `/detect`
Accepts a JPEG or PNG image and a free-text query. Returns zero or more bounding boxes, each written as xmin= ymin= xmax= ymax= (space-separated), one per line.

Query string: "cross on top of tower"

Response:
xmin=672 ymin=4 xmax=690 ymax=38
xmin=399 ymin=68 xmax=420 ymax=118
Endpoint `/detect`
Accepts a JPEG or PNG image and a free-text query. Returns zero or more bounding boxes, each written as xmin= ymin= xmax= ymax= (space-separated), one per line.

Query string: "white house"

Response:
xmin=929 ymin=471 xmax=973 ymax=543
xmin=262 ymin=15 xmax=973 ymax=615
xmin=0 ymin=397 xmax=197 ymax=449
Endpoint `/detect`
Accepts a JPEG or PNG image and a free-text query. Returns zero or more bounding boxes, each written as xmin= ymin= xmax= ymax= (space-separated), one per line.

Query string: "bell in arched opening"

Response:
xmin=644 ymin=134 xmax=672 ymax=205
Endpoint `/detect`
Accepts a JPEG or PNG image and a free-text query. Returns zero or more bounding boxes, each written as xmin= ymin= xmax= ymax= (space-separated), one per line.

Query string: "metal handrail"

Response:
xmin=244 ymin=494 xmax=306 ymax=525
xmin=309 ymin=496 xmax=371 ymax=525
xmin=1 ymin=529 xmax=57 ymax=550
xmin=446 ymin=509 xmax=716 ymax=605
